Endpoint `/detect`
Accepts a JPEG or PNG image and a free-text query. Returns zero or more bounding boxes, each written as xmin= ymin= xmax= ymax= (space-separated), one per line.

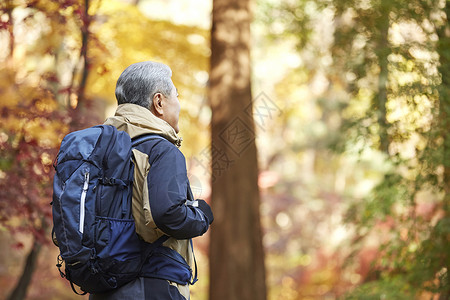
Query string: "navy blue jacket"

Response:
xmin=134 ymin=137 xmax=209 ymax=239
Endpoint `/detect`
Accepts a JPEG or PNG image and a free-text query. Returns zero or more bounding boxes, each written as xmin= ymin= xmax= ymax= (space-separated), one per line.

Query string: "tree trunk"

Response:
xmin=5 ymin=0 xmax=14 ymax=60
xmin=208 ymin=0 xmax=267 ymax=299
xmin=7 ymin=240 xmax=42 ymax=300
xmin=437 ymin=2 xmax=450 ymax=297
xmin=78 ymin=0 xmax=90 ymax=106
xmin=70 ymin=0 xmax=91 ymax=131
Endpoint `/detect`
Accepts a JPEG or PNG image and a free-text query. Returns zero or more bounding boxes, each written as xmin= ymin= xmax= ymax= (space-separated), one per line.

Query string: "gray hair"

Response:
xmin=115 ymin=61 xmax=174 ymax=108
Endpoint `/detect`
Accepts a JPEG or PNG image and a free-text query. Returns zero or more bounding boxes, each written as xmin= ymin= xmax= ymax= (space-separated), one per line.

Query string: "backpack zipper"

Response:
xmin=79 ymin=172 xmax=90 ymax=233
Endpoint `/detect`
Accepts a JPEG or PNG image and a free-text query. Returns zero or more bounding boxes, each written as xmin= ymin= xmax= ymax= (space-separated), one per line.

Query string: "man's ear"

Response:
xmin=151 ymin=93 xmax=164 ymax=116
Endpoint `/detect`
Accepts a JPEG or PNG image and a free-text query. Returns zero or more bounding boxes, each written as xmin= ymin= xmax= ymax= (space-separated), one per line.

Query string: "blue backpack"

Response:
xmin=51 ymin=125 xmax=170 ymax=294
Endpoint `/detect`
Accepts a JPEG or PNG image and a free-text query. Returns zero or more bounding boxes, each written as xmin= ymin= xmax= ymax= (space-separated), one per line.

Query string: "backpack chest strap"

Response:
xmin=98 ymin=177 xmax=131 ymax=187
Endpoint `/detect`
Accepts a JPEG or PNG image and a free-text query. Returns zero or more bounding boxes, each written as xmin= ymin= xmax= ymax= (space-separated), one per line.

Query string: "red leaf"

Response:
xmin=12 ymin=242 xmax=24 ymax=250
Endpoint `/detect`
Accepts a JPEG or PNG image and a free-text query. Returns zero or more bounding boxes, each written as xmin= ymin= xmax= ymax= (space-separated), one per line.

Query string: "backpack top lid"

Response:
xmin=57 ymin=126 xmax=102 ymax=164
xmin=55 ymin=125 xmax=133 ymax=183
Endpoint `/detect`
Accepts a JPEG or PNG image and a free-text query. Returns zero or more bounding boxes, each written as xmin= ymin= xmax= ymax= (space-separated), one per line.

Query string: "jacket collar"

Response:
xmin=104 ymin=103 xmax=182 ymax=147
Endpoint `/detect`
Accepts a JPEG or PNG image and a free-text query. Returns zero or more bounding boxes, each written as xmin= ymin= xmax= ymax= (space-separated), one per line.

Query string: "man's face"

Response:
xmin=162 ymin=85 xmax=181 ymax=133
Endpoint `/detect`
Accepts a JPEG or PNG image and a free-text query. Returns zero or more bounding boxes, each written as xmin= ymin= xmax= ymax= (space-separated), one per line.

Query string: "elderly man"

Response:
xmin=90 ymin=61 xmax=213 ymax=300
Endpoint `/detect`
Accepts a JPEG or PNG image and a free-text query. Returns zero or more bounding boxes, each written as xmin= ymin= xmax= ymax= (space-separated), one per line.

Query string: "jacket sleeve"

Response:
xmin=147 ymin=142 xmax=210 ymax=239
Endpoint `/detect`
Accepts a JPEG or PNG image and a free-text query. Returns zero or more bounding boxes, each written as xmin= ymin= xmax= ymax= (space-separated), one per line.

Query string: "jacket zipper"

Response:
xmin=79 ymin=172 xmax=90 ymax=234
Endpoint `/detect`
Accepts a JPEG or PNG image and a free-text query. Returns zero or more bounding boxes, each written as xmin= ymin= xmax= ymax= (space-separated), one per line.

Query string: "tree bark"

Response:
xmin=7 ymin=240 xmax=42 ymax=300
xmin=208 ymin=0 xmax=267 ymax=299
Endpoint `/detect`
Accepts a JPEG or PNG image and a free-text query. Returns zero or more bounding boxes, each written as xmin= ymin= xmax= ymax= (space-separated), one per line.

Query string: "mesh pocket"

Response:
xmin=95 ymin=217 xmax=141 ymax=262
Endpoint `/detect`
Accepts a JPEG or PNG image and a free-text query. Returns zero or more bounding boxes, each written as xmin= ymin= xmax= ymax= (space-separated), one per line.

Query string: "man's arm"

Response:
xmin=147 ymin=142 xmax=211 ymax=239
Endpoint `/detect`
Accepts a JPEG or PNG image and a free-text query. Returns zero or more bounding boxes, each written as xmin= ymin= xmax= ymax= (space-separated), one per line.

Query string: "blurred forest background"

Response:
xmin=0 ymin=0 xmax=449 ymax=299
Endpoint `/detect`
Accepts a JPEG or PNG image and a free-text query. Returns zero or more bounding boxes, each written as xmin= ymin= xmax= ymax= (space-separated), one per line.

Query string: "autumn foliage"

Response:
xmin=1 ymin=0 xmax=450 ymax=299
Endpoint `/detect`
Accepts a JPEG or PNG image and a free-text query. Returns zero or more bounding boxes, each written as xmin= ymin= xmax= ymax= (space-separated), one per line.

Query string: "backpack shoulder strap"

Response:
xmin=131 ymin=134 xmax=171 ymax=245
xmin=132 ymin=134 xmax=167 ymax=148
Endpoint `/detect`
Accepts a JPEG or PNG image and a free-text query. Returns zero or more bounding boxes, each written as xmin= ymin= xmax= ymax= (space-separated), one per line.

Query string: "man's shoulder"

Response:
xmin=140 ymin=135 xmax=185 ymax=159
